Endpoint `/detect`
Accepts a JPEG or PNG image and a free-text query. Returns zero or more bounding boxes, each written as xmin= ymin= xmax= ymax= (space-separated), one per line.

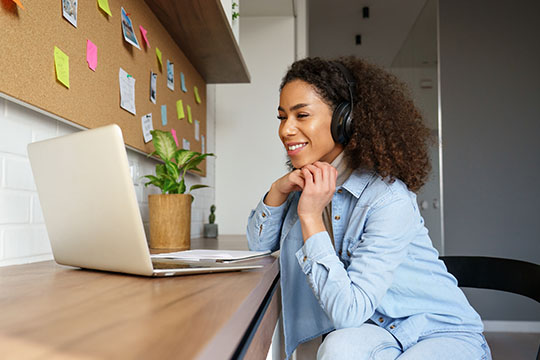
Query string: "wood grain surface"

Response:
xmin=0 ymin=235 xmax=279 ymax=359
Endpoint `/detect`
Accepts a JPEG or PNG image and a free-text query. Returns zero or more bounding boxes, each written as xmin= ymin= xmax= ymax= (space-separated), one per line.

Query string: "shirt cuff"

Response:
xmin=295 ymin=231 xmax=336 ymax=273
xmin=252 ymin=192 xmax=289 ymax=225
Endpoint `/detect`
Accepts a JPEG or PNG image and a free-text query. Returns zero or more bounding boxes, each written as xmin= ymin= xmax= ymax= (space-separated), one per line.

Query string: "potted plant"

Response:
xmin=204 ymin=205 xmax=218 ymax=238
xmin=143 ymin=130 xmax=214 ymax=250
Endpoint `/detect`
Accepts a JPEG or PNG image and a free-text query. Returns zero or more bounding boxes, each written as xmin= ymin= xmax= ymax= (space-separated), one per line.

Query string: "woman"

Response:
xmin=247 ymin=57 xmax=491 ymax=359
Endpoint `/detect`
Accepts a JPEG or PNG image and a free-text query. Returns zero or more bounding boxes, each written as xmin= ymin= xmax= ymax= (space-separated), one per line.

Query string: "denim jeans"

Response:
xmin=317 ymin=324 xmax=492 ymax=360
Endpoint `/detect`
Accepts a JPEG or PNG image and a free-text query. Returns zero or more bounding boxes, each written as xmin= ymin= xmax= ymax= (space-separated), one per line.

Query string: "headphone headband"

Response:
xmin=332 ymin=61 xmax=355 ymax=111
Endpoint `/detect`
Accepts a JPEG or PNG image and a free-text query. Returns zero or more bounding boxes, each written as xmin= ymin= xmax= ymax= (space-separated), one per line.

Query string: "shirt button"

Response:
xmin=334 ymin=215 xmax=340 ymax=220
xmin=390 ymin=325 xmax=395 ymax=329
xmin=378 ymin=317 xmax=384 ymax=323
xmin=337 ymin=189 xmax=343 ymax=193
xmin=262 ymin=212 xmax=266 ymax=218
xmin=338 ymin=250 xmax=342 ymax=256
xmin=347 ymin=250 xmax=351 ymax=257
xmin=303 ymin=256 xmax=307 ymax=262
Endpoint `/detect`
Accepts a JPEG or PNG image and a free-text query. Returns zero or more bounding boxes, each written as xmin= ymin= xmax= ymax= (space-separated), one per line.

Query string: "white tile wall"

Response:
xmin=0 ymin=88 xmax=216 ymax=266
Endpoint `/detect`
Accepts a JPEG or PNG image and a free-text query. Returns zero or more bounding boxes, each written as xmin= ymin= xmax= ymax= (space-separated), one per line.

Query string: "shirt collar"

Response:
xmin=341 ymin=168 xmax=375 ymax=198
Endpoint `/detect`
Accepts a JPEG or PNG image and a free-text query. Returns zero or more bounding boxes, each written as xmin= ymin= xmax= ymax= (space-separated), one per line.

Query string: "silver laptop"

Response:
xmin=27 ymin=124 xmax=261 ymax=276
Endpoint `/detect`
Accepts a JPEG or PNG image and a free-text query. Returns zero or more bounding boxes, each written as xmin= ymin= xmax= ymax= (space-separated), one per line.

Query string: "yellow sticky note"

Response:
xmin=194 ymin=86 xmax=201 ymax=104
xmin=97 ymin=0 xmax=112 ymax=16
xmin=156 ymin=47 xmax=163 ymax=69
xmin=187 ymin=105 xmax=192 ymax=124
xmin=176 ymin=100 xmax=185 ymax=119
xmin=54 ymin=46 xmax=70 ymax=88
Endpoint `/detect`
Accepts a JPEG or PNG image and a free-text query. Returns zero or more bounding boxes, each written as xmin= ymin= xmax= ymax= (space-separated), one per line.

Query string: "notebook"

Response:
xmin=27 ymin=124 xmax=263 ymax=276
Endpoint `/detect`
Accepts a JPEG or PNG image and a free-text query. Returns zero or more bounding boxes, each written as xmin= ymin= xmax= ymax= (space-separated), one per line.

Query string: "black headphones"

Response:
xmin=331 ymin=61 xmax=356 ymax=145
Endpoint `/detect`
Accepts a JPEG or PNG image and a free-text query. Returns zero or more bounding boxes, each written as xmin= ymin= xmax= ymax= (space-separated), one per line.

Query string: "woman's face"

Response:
xmin=278 ymin=80 xmax=343 ymax=169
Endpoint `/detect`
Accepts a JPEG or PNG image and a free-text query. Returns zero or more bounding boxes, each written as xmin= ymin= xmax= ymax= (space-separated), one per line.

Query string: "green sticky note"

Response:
xmin=156 ymin=47 xmax=163 ymax=68
xmin=194 ymin=86 xmax=201 ymax=104
xmin=176 ymin=100 xmax=185 ymax=119
xmin=97 ymin=0 xmax=112 ymax=16
xmin=54 ymin=46 xmax=70 ymax=88
xmin=187 ymin=104 xmax=192 ymax=124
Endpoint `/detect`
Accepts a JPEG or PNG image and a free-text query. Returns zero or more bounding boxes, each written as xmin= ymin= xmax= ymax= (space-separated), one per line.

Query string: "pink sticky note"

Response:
xmin=86 ymin=40 xmax=97 ymax=71
xmin=171 ymin=128 xmax=179 ymax=147
xmin=139 ymin=26 xmax=150 ymax=47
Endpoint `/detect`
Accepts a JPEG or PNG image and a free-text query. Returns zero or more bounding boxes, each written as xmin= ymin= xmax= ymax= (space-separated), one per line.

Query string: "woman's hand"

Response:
xmin=297 ymin=161 xmax=337 ymax=219
xmin=264 ymin=169 xmax=305 ymax=207
xmin=297 ymin=162 xmax=337 ymax=241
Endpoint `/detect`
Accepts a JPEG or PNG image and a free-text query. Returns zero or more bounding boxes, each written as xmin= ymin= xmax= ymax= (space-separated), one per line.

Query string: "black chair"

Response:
xmin=439 ymin=256 xmax=540 ymax=360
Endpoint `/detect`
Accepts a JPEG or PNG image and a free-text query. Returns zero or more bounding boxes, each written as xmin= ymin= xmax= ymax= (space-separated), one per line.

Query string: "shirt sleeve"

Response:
xmin=247 ymin=192 xmax=290 ymax=252
xmin=295 ymin=191 xmax=416 ymax=329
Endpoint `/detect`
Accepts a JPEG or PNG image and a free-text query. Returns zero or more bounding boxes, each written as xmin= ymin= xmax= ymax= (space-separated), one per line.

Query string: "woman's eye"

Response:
xmin=277 ymin=115 xmax=287 ymax=121
xmin=297 ymin=113 xmax=309 ymax=118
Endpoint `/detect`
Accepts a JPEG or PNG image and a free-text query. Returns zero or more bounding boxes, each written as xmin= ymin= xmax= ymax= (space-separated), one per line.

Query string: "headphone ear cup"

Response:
xmin=331 ymin=102 xmax=352 ymax=145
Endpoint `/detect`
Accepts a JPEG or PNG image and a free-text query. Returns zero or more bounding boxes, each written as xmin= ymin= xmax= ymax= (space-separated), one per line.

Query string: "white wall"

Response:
xmin=0 ymin=89 xmax=216 ymax=266
xmin=215 ymin=16 xmax=296 ymax=235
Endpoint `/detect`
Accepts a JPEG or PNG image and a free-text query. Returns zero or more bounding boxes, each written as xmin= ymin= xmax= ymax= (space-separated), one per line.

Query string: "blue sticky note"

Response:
xmin=161 ymin=105 xmax=167 ymax=126
xmin=181 ymin=72 xmax=187 ymax=93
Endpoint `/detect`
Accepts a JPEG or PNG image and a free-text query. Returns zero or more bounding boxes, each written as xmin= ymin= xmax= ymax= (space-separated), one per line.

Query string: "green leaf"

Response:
xmin=163 ymin=178 xmax=176 ymax=194
xmin=178 ymin=179 xmax=186 ymax=194
xmin=189 ymin=184 xmax=209 ymax=193
xmin=175 ymin=149 xmax=198 ymax=167
xmin=155 ymin=164 xmax=166 ymax=178
xmin=165 ymin=161 xmax=180 ymax=180
xmin=151 ymin=130 xmax=177 ymax=161
xmin=184 ymin=153 xmax=214 ymax=172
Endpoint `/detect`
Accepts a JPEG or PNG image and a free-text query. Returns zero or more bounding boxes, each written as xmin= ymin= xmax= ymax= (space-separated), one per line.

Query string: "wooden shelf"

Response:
xmin=145 ymin=0 xmax=251 ymax=84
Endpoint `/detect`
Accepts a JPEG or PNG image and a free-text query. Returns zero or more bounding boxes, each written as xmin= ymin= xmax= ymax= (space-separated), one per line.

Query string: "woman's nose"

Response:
xmin=280 ymin=117 xmax=297 ymax=136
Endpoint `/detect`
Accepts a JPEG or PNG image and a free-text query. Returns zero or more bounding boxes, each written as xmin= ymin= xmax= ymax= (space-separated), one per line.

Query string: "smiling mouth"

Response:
xmin=287 ymin=142 xmax=308 ymax=151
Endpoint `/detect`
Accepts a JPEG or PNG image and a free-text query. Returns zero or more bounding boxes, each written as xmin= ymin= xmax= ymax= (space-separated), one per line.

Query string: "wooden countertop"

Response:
xmin=0 ymin=235 xmax=279 ymax=359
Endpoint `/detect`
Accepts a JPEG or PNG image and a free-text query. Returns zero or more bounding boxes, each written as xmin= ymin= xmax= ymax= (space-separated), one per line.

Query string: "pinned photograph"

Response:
xmin=62 ymin=0 xmax=77 ymax=28
xmin=141 ymin=113 xmax=154 ymax=143
xmin=167 ymin=60 xmax=174 ymax=90
xmin=150 ymin=71 xmax=157 ymax=104
xmin=121 ymin=7 xmax=140 ymax=50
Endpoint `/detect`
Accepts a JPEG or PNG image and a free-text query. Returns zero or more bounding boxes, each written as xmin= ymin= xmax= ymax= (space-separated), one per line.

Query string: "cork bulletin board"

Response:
xmin=0 ymin=0 xmax=207 ymax=175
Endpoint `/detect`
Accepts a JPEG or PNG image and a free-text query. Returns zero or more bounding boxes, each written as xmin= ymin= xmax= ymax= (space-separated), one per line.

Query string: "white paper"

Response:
xmin=141 ymin=113 xmax=153 ymax=143
xmin=119 ymin=68 xmax=136 ymax=115
xmin=150 ymin=249 xmax=271 ymax=262
xmin=182 ymin=138 xmax=190 ymax=150
xmin=202 ymin=135 xmax=205 ymax=154
xmin=194 ymin=120 xmax=200 ymax=141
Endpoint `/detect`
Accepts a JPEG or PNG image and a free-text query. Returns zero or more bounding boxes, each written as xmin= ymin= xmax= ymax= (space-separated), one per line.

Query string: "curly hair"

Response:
xmin=280 ymin=56 xmax=432 ymax=193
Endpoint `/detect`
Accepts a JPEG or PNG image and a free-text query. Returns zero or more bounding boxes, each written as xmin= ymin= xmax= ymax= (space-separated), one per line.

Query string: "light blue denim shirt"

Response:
xmin=247 ymin=169 xmax=483 ymax=359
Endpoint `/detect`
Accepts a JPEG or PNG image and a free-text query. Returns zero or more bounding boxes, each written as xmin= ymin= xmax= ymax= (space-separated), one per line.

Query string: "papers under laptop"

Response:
xmin=27 ymin=124 xmax=265 ymax=277
xmin=151 ymin=249 xmax=271 ymax=262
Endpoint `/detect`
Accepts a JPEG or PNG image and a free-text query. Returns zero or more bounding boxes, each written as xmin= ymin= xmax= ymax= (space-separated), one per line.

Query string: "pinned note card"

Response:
xmin=181 ymin=72 xmax=187 ymax=92
xmin=194 ymin=86 xmax=201 ymax=104
xmin=86 ymin=40 xmax=97 ymax=71
xmin=139 ymin=26 xmax=150 ymax=47
xmin=171 ymin=128 xmax=179 ymax=147
xmin=97 ymin=0 xmax=111 ymax=16
xmin=62 ymin=0 xmax=77 ymax=27
xmin=176 ymin=100 xmax=185 ymax=119
xmin=194 ymin=120 xmax=200 ymax=141
xmin=186 ymin=104 xmax=192 ymax=124
xmin=54 ymin=46 xmax=70 ymax=88
xmin=156 ymin=47 xmax=163 ymax=69
xmin=119 ymin=68 xmax=136 ymax=115
xmin=161 ymin=105 xmax=167 ymax=126
xmin=166 ymin=60 xmax=174 ymax=90
xmin=202 ymin=135 xmax=205 ymax=154
xmin=182 ymin=138 xmax=190 ymax=150
xmin=141 ymin=113 xmax=153 ymax=143
xmin=150 ymin=71 xmax=157 ymax=104
xmin=121 ymin=7 xmax=140 ymax=49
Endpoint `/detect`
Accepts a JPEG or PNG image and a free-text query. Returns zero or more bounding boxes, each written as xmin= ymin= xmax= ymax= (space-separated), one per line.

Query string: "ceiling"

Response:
xmin=240 ymin=0 xmax=437 ymax=69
